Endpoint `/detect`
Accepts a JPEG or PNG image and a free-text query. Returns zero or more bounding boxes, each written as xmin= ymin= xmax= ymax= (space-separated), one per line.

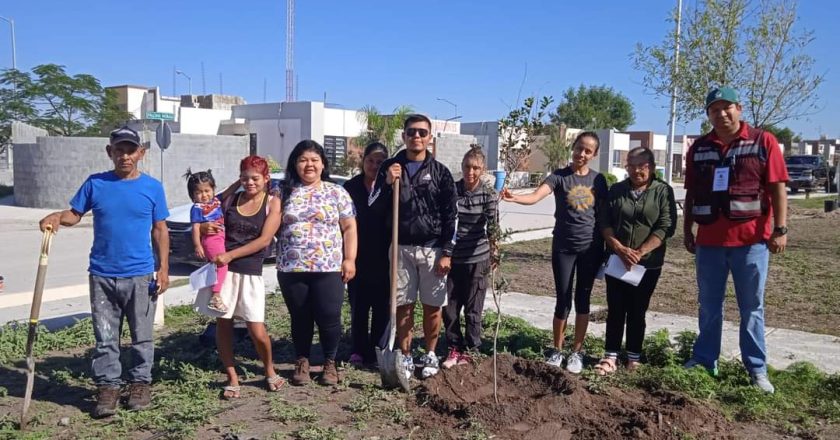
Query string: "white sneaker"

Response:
xmin=401 ymin=354 xmax=415 ymax=380
xmin=420 ymin=352 xmax=440 ymax=378
xmin=566 ymin=352 xmax=583 ymax=374
xmin=750 ymin=373 xmax=775 ymax=394
xmin=546 ymin=350 xmax=564 ymax=368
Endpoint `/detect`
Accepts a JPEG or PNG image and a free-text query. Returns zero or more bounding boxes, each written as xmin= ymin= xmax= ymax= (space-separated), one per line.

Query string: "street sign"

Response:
xmin=156 ymin=122 xmax=172 ymax=151
xmin=147 ymin=111 xmax=175 ymax=121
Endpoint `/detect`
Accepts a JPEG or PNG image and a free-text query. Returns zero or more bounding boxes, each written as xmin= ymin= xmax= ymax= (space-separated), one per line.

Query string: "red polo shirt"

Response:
xmin=685 ymin=122 xmax=788 ymax=247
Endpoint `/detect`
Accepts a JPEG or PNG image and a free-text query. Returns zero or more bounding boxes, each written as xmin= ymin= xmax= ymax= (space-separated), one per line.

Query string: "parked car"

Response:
xmin=785 ymin=155 xmax=836 ymax=193
xmin=167 ymin=172 xmax=350 ymax=265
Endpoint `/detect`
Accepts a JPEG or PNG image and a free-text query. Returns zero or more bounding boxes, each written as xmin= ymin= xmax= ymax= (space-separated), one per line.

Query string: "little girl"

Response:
xmin=185 ymin=169 xmax=228 ymax=313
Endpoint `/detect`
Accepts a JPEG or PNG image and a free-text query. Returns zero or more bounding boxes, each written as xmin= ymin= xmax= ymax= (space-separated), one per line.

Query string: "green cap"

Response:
xmin=705 ymin=86 xmax=739 ymax=110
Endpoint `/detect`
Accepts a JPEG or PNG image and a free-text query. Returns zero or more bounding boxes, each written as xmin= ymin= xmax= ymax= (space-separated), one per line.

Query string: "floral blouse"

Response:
xmin=277 ymin=181 xmax=356 ymax=272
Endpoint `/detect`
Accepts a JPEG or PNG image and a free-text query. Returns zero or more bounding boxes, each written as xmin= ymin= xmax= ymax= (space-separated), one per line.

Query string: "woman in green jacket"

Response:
xmin=595 ymin=147 xmax=677 ymax=375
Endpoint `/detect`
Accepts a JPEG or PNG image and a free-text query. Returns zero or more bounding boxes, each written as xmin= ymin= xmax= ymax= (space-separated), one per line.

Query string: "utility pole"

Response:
xmin=665 ymin=0 xmax=683 ymax=185
xmin=285 ymin=0 xmax=295 ymax=102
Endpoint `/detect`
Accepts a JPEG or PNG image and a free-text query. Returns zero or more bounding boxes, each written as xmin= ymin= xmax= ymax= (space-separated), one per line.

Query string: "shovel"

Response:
xmin=376 ymin=178 xmax=411 ymax=392
xmin=21 ymin=226 xmax=54 ymax=428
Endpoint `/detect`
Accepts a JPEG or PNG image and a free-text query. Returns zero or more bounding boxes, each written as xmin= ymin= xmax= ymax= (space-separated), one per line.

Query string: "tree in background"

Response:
xmin=550 ymin=85 xmax=635 ymax=131
xmin=536 ymin=123 xmax=572 ymax=171
xmin=0 ymin=64 xmax=133 ymax=146
xmin=354 ymin=104 xmax=414 ymax=155
xmin=763 ymin=125 xmax=800 ymax=153
xmin=633 ymin=0 xmax=823 ymax=128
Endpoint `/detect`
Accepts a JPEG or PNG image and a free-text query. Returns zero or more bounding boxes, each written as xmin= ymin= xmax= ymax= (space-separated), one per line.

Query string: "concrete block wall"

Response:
xmin=13 ymin=134 xmax=248 ymax=209
xmin=434 ymin=134 xmax=479 ymax=180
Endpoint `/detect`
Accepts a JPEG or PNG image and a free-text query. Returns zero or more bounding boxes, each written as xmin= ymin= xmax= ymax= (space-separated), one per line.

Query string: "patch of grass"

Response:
xmin=345 ymin=384 xmax=388 ymax=419
xmin=269 ymin=398 xmax=319 ymax=424
xmin=163 ymin=304 xmax=210 ymax=331
xmin=480 ymin=312 xmax=551 ymax=359
xmin=293 ymin=424 xmax=343 ymax=440
xmin=0 ymin=318 xmax=96 ymax=365
xmin=789 ymin=194 xmax=837 ymax=210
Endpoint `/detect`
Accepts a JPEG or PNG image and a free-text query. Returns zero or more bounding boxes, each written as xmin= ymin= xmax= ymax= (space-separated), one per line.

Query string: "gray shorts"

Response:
xmin=393 ymin=245 xmax=448 ymax=307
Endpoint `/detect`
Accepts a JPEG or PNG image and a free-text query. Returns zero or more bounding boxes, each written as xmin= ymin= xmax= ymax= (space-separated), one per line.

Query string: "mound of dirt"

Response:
xmin=413 ymin=354 xmax=776 ymax=440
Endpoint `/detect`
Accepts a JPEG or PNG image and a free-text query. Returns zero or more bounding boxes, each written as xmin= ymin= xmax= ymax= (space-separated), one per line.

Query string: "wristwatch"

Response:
xmin=773 ymin=226 xmax=788 ymax=236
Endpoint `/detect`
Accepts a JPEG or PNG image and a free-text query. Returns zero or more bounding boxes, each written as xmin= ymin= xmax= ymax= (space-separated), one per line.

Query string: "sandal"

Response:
xmin=593 ymin=358 xmax=617 ymax=376
xmin=221 ymin=385 xmax=240 ymax=400
xmin=266 ymin=374 xmax=285 ymax=392
xmin=208 ymin=295 xmax=229 ymax=313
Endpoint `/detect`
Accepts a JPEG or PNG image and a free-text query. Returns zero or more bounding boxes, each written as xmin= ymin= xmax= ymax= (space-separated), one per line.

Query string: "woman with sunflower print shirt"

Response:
xmin=276 ymin=140 xmax=357 ymax=387
xmin=501 ymin=131 xmax=607 ymax=374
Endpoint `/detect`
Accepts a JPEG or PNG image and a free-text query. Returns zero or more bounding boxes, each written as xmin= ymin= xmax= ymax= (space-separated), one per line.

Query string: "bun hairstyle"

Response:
xmin=462 ymin=144 xmax=487 ymax=165
xmin=183 ymin=168 xmax=217 ymax=200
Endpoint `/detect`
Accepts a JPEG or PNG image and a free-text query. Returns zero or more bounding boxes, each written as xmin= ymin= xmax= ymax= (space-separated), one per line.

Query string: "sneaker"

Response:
xmin=92 ymin=385 xmax=120 ymax=418
xmin=319 ymin=359 xmax=339 ymax=386
xmin=566 ymin=352 xmax=583 ymax=374
xmin=750 ymin=373 xmax=775 ymax=394
xmin=126 ymin=383 xmax=152 ymax=411
xmin=292 ymin=357 xmax=311 ymax=385
xmin=546 ymin=350 xmax=564 ymax=368
xmin=683 ymin=358 xmax=719 ymax=377
xmin=348 ymin=353 xmax=364 ymax=366
xmin=442 ymin=347 xmax=461 ymax=369
xmin=420 ymin=352 xmax=440 ymax=378
xmin=401 ymin=353 xmax=415 ymax=380
xmin=457 ymin=350 xmax=474 ymax=366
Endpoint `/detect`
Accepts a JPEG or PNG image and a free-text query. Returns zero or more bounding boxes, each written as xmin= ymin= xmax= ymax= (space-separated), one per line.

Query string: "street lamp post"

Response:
xmin=0 ymin=16 xmax=15 ymax=70
xmin=175 ymin=70 xmax=192 ymax=95
xmin=436 ymin=97 xmax=457 ymax=120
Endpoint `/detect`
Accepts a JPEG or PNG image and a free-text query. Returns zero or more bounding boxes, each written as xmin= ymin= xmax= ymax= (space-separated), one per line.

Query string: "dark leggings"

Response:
xmin=604 ymin=268 xmax=662 ymax=356
xmin=551 ymin=245 xmax=600 ymax=319
xmin=347 ymin=276 xmax=390 ymax=361
xmin=277 ymin=271 xmax=344 ymax=361
xmin=443 ymin=259 xmax=490 ymax=350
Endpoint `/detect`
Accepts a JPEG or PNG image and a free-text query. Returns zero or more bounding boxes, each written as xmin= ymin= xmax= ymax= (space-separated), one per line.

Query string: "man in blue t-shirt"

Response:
xmin=39 ymin=126 xmax=170 ymax=418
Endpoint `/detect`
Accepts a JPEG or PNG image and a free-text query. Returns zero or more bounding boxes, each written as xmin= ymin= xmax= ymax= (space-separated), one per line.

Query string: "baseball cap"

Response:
xmin=109 ymin=126 xmax=142 ymax=147
xmin=705 ymin=86 xmax=739 ymax=110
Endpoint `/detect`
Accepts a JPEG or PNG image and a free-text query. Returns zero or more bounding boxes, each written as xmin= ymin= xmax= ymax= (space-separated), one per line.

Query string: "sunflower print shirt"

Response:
xmin=277 ymin=181 xmax=356 ymax=272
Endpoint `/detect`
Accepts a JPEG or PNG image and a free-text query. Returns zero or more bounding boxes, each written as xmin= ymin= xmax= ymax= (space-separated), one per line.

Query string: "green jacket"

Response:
xmin=599 ymin=178 xmax=677 ymax=268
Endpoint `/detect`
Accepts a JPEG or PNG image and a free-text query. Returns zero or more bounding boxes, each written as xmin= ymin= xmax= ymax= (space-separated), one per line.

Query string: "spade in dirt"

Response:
xmin=21 ymin=226 xmax=55 ymax=428
xmin=376 ymin=178 xmax=411 ymax=392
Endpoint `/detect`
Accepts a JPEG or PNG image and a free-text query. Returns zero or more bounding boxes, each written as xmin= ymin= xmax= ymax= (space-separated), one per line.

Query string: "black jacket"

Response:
xmin=344 ymin=174 xmax=390 ymax=274
xmin=368 ymin=149 xmax=457 ymax=255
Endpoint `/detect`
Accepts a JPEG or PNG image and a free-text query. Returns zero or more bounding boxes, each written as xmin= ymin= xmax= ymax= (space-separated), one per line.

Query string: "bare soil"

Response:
xmin=502 ymin=207 xmax=840 ymax=336
xmin=413 ymin=354 xmax=785 ymax=440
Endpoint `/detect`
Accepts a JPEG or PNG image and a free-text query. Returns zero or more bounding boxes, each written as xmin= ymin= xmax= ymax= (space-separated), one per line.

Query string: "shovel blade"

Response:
xmin=376 ymin=347 xmax=410 ymax=392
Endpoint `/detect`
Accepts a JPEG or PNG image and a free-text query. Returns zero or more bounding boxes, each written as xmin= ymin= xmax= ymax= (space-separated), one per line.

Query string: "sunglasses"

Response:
xmin=405 ymin=128 xmax=429 ymax=138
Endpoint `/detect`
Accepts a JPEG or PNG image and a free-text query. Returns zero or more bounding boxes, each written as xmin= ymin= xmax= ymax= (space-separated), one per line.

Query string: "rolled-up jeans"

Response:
xmin=692 ymin=243 xmax=769 ymax=375
xmin=89 ymin=274 xmax=157 ymax=386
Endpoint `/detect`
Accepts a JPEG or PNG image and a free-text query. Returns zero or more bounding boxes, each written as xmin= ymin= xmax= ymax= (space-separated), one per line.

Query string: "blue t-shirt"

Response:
xmin=189 ymin=196 xmax=224 ymax=224
xmin=70 ymin=171 xmax=170 ymax=277
xmin=405 ymin=160 xmax=423 ymax=178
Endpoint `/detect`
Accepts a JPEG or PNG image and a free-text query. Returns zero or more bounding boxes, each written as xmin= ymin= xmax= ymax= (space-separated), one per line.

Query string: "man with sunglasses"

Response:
xmin=369 ymin=114 xmax=457 ymax=380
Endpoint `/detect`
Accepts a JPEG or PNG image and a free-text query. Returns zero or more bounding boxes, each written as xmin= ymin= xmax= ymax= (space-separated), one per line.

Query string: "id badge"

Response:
xmin=712 ymin=167 xmax=730 ymax=192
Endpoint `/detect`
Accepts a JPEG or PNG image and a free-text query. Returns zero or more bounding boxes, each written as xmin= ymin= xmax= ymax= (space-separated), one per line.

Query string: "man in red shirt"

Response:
xmin=682 ymin=86 xmax=788 ymax=394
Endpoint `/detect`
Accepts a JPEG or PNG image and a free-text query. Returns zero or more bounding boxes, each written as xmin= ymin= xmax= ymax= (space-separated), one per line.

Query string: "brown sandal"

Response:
xmin=626 ymin=360 xmax=641 ymax=372
xmin=208 ymin=295 xmax=229 ymax=313
xmin=594 ymin=358 xmax=617 ymax=376
xmin=266 ymin=374 xmax=285 ymax=392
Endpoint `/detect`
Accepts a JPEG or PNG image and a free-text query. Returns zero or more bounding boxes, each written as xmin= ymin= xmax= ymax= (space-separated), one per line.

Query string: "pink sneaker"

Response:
xmin=441 ymin=347 xmax=461 ymax=369
xmin=457 ymin=350 xmax=473 ymax=366
xmin=349 ymin=353 xmax=364 ymax=366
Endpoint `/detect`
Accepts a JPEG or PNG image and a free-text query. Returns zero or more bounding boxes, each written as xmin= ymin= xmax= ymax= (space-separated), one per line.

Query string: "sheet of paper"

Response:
xmin=604 ymin=254 xmax=646 ymax=287
xmin=189 ymin=262 xmax=218 ymax=291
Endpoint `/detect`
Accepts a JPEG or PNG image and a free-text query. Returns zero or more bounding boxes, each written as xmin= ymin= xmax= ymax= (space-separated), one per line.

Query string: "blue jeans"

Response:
xmin=692 ymin=243 xmax=769 ymax=375
xmin=89 ymin=274 xmax=157 ymax=386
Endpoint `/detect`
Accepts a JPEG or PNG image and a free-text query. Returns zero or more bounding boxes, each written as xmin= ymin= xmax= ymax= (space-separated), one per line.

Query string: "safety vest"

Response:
xmin=690 ymin=127 xmax=768 ymax=225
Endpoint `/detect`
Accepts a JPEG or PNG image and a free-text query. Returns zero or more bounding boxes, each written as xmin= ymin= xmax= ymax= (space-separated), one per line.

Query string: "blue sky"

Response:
xmin=1 ymin=0 xmax=838 ymax=137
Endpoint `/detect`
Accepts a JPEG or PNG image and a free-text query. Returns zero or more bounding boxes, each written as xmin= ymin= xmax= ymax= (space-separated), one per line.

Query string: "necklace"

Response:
xmin=236 ymin=192 xmax=266 ymax=216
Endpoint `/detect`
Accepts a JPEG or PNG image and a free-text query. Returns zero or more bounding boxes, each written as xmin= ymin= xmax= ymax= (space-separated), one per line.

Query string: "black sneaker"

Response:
xmin=126 ymin=383 xmax=152 ymax=411
xmin=92 ymin=386 xmax=120 ymax=418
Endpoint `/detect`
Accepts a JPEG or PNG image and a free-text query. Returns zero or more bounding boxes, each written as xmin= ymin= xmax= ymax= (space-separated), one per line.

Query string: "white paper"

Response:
xmin=604 ymin=254 xmax=646 ymax=287
xmin=189 ymin=262 xmax=218 ymax=291
xmin=712 ymin=167 xmax=729 ymax=191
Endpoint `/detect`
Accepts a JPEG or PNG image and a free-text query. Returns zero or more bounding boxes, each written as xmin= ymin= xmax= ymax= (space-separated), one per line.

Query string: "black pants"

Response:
xmin=551 ymin=244 xmax=601 ymax=319
xmin=347 ymin=275 xmax=390 ymax=361
xmin=443 ymin=259 xmax=490 ymax=350
xmin=604 ymin=268 xmax=662 ymax=356
xmin=277 ymin=272 xmax=344 ymax=361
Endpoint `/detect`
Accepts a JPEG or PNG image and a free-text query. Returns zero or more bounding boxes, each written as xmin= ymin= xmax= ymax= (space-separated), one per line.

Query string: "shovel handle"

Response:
xmin=390 ymin=179 xmax=400 ymax=318
xmin=28 ymin=227 xmax=55 ymax=326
